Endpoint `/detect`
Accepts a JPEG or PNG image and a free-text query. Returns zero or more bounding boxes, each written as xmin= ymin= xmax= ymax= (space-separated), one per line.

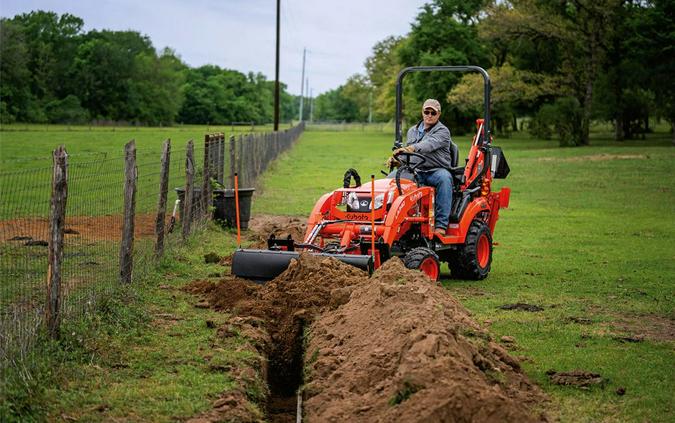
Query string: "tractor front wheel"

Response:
xmin=403 ymin=247 xmax=440 ymax=281
xmin=451 ymin=220 xmax=492 ymax=280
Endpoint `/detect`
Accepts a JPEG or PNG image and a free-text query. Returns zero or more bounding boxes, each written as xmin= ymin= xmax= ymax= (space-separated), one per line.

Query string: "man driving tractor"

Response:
xmin=387 ymin=98 xmax=457 ymax=237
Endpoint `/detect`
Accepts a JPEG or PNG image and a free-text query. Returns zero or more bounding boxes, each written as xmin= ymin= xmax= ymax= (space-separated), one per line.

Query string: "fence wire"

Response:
xmin=0 ymin=123 xmax=304 ymax=373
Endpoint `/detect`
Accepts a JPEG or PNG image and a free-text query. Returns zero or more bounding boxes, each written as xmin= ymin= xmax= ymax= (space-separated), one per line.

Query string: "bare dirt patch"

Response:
xmin=547 ymin=370 xmax=604 ymax=388
xmin=608 ymin=314 xmax=675 ymax=342
xmin=0 ymin=213 xmax=160 ymax=242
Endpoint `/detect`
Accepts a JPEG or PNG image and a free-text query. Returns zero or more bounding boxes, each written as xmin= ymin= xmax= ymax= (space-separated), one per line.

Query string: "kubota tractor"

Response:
xmin=232 ymin=65 xmax=510 ymax=281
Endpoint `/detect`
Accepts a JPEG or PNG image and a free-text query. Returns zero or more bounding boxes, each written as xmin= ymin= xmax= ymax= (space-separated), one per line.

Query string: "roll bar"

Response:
xmin=394 ymin=66 xmax=491 ymax=148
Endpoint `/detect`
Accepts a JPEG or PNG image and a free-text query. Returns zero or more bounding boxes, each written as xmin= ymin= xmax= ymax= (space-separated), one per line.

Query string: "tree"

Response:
xmin=447 ymin=63 xmax=565 ymax=134
xmin=0 ymin=19 xmax=31 ymax=122
xmin=365 ymin=36 xmax=406 ymax=121
xmin=482 ymin=0 xmax=624 ymax=145
xmin=397 ymin=0 xmax=491 ymax=131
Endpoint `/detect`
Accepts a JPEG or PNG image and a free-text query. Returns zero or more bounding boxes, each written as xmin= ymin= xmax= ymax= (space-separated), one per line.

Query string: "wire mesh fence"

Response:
xmin=0 ymin=122 xmax=304 ymax=372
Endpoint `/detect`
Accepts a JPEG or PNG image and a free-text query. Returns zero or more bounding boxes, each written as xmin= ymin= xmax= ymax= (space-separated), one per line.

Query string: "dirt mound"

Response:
xmin=186 ymin=253 xmax=366 ymax=422
xmin=303 ymin=258 xmax=547 ymax=422
xmin=218 ymin=214 xmax=307 ymax=266
xmin=237 ymin=254 xmax=366 ymax=396
xmin=245 ymin=214 xmax=307 ymax=248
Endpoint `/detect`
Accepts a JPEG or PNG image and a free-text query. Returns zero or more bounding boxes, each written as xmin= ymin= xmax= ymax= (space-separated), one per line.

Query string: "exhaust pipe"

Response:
xmin=231 ymin=249 xmax=373 ymax=281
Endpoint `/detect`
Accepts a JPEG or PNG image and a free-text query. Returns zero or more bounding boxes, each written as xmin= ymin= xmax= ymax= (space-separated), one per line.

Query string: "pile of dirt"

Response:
xmin=218 ymin=214 xmax=307 ymax=266
xmin=303 ymin=258 xmax=547 ymax=422
xmin=245 ymin=214 xmax=307 ymax=248
xmin=186 ymin=253 xmax=367 ymax=422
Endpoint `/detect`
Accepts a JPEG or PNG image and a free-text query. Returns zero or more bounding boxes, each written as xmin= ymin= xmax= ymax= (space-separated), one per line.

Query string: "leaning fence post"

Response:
xmin=154 ymin=139 xmax=171 ymax=258
xmin=46 ymin=145 xmax=68 ymax=339
xmin=183 ymin=140 xmax=195 ymax=239
xmin=120 ymin=140 xmax=137 ymax=283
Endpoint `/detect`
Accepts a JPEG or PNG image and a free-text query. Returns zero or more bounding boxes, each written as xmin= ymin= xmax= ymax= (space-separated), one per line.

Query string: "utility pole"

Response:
xmin=309 ymin=88 xmax=314 ymax=123
xmin=298 ymin=48 xmax=306 ymax=122
xmin=273 ymin=0 xmax=280 ymax=131
xmin=368 ymin=91 xmax=373 ymax=124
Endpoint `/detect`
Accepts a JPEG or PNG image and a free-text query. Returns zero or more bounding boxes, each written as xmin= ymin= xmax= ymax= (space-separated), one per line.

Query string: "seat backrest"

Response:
xmin=450 ymin=142 xmax=459 ymax=167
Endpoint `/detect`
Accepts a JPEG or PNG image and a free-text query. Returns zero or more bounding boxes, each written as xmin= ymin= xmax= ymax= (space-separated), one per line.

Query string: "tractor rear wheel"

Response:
xmin=451 ymin=220 xmax=492 ymax=280
xmin=403 ymin=247 xmax=440 ymax=281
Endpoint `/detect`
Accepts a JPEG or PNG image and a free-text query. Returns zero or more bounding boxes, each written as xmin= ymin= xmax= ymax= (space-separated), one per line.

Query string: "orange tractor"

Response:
xmin=232 ymin=66 xmax=510 ymax=281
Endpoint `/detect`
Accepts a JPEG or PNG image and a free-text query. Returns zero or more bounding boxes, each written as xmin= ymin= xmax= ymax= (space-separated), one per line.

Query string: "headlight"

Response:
xmin=372 ymin=193 xmax=384 ymax=210
xmin=347 ymin=192 xmax=360 ymax=210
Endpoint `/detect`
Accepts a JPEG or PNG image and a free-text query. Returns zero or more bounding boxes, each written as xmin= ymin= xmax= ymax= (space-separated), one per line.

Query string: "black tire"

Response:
xmin=450 ymin=220 xmax=492 ymax=280
xmin=403 ymin=247 xmax=440 ymax=281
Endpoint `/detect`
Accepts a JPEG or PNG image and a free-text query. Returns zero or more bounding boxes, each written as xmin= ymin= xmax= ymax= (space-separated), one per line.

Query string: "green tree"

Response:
xmin=364 ymin=36 xmax=406 ymax=121
xmin=397 ymin=0 xmax=491 ymax=130
xmin=447 ymin=63 xmax=565 ymax=135
xmin=483 ymin=0 xmax=624 ymax=145
xmin=0 ymin=19 xmax=31 ymax=122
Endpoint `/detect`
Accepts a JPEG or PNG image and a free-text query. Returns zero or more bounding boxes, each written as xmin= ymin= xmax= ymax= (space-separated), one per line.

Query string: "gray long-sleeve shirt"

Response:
xmin=405 ymin=120 xmax=456 ymax=171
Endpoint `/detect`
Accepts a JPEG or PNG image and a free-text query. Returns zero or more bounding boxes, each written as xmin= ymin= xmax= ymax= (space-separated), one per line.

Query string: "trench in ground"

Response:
xmin=265 ymin=319 xmax=306 ymax=422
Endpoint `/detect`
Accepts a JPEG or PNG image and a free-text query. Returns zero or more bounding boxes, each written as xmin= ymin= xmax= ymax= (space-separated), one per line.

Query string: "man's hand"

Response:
xmin=393 ymin=145 xmax=415 ymax=156
xmin=386 ymin=156 xmax=400 ymax=168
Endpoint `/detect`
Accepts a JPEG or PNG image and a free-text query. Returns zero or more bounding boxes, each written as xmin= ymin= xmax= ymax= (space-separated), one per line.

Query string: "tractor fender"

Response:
xmin=382 ymin=186 xmax=434 ymax=244
xmin=456 ymin=196 xmax=490 ymax=242
xmin=304 ymin=192 xmax=334 ymax=241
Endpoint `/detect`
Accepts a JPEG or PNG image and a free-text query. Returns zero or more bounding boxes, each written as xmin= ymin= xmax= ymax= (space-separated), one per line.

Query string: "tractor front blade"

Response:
xmin=231 ymin=249 xmax=373 ymax=281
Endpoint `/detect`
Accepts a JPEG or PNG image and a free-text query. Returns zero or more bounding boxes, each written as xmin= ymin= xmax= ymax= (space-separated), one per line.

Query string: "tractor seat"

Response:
xmin=448 ymin=143 xmax=465 ymax=186
xmin=450 ymin=166 xmax=465 ymax=186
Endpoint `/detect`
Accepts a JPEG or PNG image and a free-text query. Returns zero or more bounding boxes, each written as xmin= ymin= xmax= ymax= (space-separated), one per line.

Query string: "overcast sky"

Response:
xmin=1 ymin=0 xmax=428 ymax=95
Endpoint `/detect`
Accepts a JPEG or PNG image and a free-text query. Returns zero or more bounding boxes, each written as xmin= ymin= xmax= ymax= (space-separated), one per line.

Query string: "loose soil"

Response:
xmin=304 ymin=258 xmax=547 ymax=422
xmin=547 ymin=370 xmax=604 ymax=388
xmin=185 ymin=253 xmax=547 ymax=422
xmin=219 ymin=214 xmax=307 ymax=266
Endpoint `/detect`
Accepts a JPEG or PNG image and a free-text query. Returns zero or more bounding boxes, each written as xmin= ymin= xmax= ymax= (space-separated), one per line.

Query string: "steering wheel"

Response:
xmin=392 ymin=151 xmax=427 ymax=195
xmin=393 ymin=151 xmax=427 ymax=171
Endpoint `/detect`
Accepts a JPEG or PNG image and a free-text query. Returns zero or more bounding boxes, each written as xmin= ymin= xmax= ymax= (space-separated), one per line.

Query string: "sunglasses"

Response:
xmin=423 ymin=110 xmax=438 ymax=116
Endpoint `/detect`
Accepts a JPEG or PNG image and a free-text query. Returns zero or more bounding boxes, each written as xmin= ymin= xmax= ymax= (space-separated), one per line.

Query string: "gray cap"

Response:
xmin=423 ymin=99 xmax=441 ymax=112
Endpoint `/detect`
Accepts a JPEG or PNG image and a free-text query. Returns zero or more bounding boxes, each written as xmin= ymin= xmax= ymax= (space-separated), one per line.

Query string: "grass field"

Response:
xmin=1 ymin=125 xmax=674 ymax=422
xmin=254 ymin=128 xmax=675 ymax=421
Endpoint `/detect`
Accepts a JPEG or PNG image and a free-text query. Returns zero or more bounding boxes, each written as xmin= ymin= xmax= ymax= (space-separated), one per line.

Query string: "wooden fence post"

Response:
xmin=218 ymin=133 xmax=225 ymax=185
xmin=183 ymin=140 xmax=195 ymax=239
xmin=229 ymin=135 xmax=236 ymax=188
xmin=154 ymin=139 xmax=171 ymax=258
xmin=119 ymin=140 xmax=137 ymax=283
xmin=46 ymin=145 xmax=68 ymax=339
xmin=202 ymin=134 xmax=212 ymax=219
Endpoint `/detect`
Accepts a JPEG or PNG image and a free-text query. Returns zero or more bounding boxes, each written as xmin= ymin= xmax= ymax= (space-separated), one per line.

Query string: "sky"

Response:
xmin=1 ymin=0 xmax=428 ymax=96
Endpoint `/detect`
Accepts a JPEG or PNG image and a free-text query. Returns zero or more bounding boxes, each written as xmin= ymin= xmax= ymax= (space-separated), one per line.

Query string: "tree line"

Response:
xmin=312 ymin=0 xmax=674 ymax=145
xmin=0 ymin=11 xmax=297 ymax=126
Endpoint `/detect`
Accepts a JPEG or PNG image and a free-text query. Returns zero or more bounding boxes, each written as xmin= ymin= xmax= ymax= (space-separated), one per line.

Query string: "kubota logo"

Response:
xmin=345 ymin=213 xmax=371 ymax=221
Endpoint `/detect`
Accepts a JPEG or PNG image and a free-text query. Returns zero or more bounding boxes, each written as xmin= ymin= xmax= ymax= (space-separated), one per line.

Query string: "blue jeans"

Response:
xmin=416 ymin=168 xmax=453 ymax=230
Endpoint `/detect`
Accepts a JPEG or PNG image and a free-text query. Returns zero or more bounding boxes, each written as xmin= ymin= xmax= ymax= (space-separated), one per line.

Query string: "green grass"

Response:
xmin=2 ymin=125 xmax=673 ymax=422
xmin=0 ymin=123 xmax=297 ymax=220
xmin=253 ymin=128 xmax=675 ymax=421
xmin=1 ymin=224 xmax=266 ymax=422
